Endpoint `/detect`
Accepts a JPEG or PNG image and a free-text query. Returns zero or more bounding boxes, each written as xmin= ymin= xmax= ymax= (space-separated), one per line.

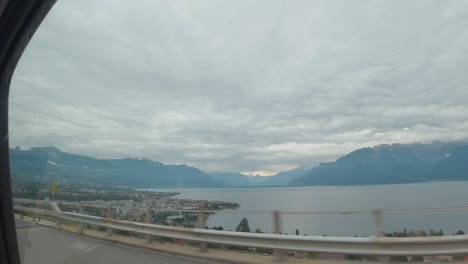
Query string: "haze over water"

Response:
xmin=147 ymin=181 xmax=468 ymax=236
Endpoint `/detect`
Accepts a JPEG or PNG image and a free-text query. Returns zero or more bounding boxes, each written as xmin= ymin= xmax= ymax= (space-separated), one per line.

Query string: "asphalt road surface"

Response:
xmin=15 ymin=219 xmax=227 ymax=264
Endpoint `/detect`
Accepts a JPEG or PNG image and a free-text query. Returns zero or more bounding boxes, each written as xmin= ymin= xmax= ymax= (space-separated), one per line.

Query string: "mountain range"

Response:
xmin=207 ymin=167 xmax=309 ymax=187
xmin=290 ymin=141 xmax=468 ymax=186
xmin=9 ymin=141 xmax=468 ymax=188
xmin=9 ymin=147 xmax=224 ymax=188
xmin=10 ymin=146 xmax=302 ymax=188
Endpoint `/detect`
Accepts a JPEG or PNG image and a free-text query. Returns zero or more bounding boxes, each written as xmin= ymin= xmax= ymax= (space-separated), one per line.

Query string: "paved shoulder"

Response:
xmin=16 ymin=220 xmax=227 ymax=264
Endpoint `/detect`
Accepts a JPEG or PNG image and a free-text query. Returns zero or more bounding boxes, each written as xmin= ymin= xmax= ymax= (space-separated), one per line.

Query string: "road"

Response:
xmin=15 ymin=219 xmax=228 ymax=264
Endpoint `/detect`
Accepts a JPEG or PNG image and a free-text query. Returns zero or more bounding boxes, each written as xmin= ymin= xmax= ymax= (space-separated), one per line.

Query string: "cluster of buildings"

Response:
xmin=81 ymin=197 xmax=236 ymax=210
xmin=78 ymin=195 xmax=238 ymax=223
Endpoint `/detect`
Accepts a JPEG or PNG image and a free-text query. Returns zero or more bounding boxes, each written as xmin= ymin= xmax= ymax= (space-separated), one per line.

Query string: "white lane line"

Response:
xmin=64 ymin=241 xmax=105 ymax=264
xmin=84 ymin=242 xmax=103 ymax=252
xmin=71 ymin=242 xmax=90 ymax=250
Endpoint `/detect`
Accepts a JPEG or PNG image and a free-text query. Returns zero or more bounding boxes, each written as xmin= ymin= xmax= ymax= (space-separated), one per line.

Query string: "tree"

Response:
xmin=429 ymin=229 xmax=444 ymax=236
xmin=455 ymin=230 xmax=465 ymax=235
xmin=410 ymin=256 xmax=424 ymax=262
xmin=236 ymin=217 xmax=251 ymax=232
xmin=413 ymin=230 xmax=427 ymax=237
xmin=390 ymin=256 xmax=408 ymax=262
xmin=254 ymin=228 xmax=263 ymax=233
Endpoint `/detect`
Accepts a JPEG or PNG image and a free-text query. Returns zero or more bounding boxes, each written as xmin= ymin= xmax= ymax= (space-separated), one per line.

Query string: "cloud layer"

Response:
xmin=9 ymin=0 xmax=468 ymax=174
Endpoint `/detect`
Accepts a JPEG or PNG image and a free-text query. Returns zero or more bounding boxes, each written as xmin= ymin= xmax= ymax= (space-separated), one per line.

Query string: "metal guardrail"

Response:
xmin=16 ymin=198 xmax=468 ymax=215
xmin=12 ymin=199 xmax=468 ymax=256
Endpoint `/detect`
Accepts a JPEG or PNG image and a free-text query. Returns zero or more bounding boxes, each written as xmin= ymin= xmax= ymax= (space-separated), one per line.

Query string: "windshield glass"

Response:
xmin=9 ymin=1 xmax=468 ymax=263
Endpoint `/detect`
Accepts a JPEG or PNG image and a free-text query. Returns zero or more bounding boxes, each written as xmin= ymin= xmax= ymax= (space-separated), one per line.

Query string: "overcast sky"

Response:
xmin=8 ymin=0 xmax=468 ymax=175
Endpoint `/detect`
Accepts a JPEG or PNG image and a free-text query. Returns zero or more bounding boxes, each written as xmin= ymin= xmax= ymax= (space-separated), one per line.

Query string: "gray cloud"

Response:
xmin=8 ymin=0 xmax=468 ymax=174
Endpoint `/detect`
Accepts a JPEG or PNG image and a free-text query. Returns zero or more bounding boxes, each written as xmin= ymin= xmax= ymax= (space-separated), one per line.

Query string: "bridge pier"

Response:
xmin=372 ymin=209 xmax=389 ymax=262
xmin=106 ymin=206 xmax=114 ymax=237
xmin=145 ymin=208 xmax=153 ymax=243
xmin=55 ymin=216 xmax=62 ymax=228
xmin=197 ymin=209 xmax=207 ymax=252
xmin=273 ymin=210 xmax=286 ymax=262
xmin=373 ymin=209 xmax=384 ymax=237
xmin=78 ymin=205 xmax=85 ymax=235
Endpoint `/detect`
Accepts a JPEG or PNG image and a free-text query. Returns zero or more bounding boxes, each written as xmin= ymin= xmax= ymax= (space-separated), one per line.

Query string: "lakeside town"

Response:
xmin=12 ymin=180 xmax=468 ymax=261
xmin=12 ymin=180 xmax=239 ymax=225
xmin=80 ymin=195 xmax=239 ymax=224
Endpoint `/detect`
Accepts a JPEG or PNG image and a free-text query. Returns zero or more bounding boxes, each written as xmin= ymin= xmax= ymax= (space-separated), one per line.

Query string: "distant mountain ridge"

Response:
xmin=9 ymin=146 xmax=305 ymax=188
xmin=207 ymin=167 xmax=310 ymax=187
xmin=290 ymin=141 xmax=468 ymax=186
xmin=208 ymin=172 xmax=267 ymax=187
xmin=9 ymin=147 xmax=225 ymax=188
xmin=262 ymin=167 xmax=309 ymax=186
xmin=10 ymin=141 xmax=468 ymax=188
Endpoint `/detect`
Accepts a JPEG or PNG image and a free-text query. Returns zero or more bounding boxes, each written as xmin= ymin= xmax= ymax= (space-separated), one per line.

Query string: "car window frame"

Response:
xmin=0 ymin=1 xmax=56 ymax=263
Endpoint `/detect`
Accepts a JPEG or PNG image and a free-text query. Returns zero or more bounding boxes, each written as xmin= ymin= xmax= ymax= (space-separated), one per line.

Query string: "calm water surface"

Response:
xmin=146 ymin=181 xmax=468 ymax=236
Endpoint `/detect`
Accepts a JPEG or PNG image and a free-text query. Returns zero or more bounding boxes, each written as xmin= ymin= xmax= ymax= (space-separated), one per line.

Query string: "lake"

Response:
xmin=146 ymin=181 xmax=468 ymax=237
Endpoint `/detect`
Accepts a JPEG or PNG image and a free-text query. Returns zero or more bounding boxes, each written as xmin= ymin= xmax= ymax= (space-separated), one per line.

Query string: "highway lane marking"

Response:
xmin=71 ymin=241 xmax=103 ymax=252
xmin=84 ymin=242 xmax=103 ymax=252
xmin=64 ymin=241 xmax=105 ymax=263
xmin=71 ymin=242 xmax=91 ymax=250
